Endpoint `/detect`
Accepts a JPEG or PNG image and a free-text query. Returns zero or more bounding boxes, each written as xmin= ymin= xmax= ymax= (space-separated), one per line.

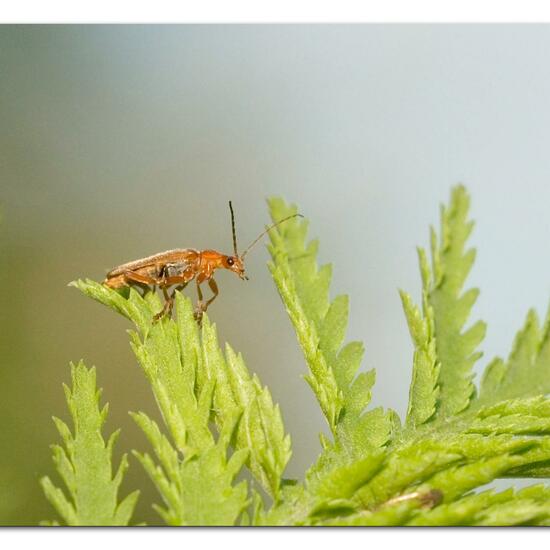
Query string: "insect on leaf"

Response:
xmin=65 ymin=186 xmax=550 ymax=527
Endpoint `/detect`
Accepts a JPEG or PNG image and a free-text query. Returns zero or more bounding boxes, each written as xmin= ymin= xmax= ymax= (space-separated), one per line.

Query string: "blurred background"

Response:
xmin=1 ymin=25 xmax=550 ymax=525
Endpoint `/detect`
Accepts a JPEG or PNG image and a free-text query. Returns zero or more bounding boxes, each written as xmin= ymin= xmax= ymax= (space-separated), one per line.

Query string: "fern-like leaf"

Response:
xmin=65 ymin=187 xmax=550 ymax=527
xmin=478 ymin=308 xmax=550 ymax=406
xmin=71 ymin=281 xmax=291 ymax=522
xmin=40 ymin=362 xmax=139 ymax=526
xmin=132 ymin=410 xmax=248 ymax=525
xmin=425 ymin=185 xmax=487 ymax=418
xmin=400 ymin=277 xmax=439 ymax=427
xmin=267 ymin=197 xmax=395 ymax=463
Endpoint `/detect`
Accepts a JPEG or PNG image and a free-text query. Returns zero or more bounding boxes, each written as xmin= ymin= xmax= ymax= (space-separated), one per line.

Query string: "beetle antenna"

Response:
xmin=240 ymin=213 xmax=304 ymax=259
xmin=229 ymin=201 xmax=238 ymax=256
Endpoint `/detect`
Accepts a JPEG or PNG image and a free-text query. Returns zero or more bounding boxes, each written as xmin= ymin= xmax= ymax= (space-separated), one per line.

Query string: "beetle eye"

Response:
xmin=227 ymin=257 xmax=234 ymax=266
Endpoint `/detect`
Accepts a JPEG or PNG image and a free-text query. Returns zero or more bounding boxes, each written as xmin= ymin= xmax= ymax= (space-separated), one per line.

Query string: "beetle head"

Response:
xmin=223 ymin=255 xmax=248 ymax=280
xmin=227 ymin=201 xmax=302 ymax=281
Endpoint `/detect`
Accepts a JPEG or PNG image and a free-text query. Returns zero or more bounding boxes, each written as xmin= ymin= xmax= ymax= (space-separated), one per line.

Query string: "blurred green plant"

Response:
xmin=42 ymin=186 xmax=550 ymax=525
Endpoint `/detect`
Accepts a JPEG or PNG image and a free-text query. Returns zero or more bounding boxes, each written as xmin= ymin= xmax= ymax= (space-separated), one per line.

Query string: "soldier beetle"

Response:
xmin=103 ymin=202 xmax=302 ymax=322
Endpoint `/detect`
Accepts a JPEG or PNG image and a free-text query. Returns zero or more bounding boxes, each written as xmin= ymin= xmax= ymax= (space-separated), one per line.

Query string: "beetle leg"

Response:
xmin=193 ymin=276 xmax=219 ymax=324
xmin=153 ymin=286 xmax=173 ymax=322
xmin=205 ymin=278 xmax=219 ymax=309
xmin=122 ymin=270 xmax=157 ymax=285
xmin=152 ymin=268 xmax=197 ymax=322
xmin=104 ymin=270 xmax=156 ymax=291
xmin=166 ymin=282 xmax=191 ymax=317
xmin=194 ymin=274 xmax=210 ymax=323
xmin=153 ymin=272 xmax=194 ymax=322
xmin=120 ymin=270 xmax=157 ymax=297
xmin=196 ymin=278 xmax=203 ymax=300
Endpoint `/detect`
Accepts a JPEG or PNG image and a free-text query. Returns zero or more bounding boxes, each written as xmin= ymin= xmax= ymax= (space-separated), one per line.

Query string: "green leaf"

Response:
xmin=400 ymin=284 xmax=439 ymax=427
xmin=40 ymin=361 xmax=139 ymax=526
xmin=267 ymin=197 xmax=395 ymax=460
xmin=478 ymin=307 xmax=550 ymax=405
xmin=266 ymin=205 xmax=344 ymax=431
xmin=223 ymin=344 xmax=292 ymax=499
xmin=425 ymin=185 xmax=487 ymax=418
xmin=406 ymin=488 xmax=530 ymax=526
xmin=132 ymin=411 xmax=249 ymax=526
xmin=199 ymin=313 xmax=292 ymax=499
xmin=467 ymin=396 xmax=550 ymax=436
xmin=72 ymin=281 xmax=291 ymax=521
xmin=67 ymin=187 xmax=550 ymax=527
xmin=406 ymin=485 xmax=550 ymax=526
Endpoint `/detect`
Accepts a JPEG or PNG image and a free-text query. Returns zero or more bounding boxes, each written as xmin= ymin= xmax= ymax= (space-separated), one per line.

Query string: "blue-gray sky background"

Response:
xmin=1 ymin=25 xmax=550 ymax=524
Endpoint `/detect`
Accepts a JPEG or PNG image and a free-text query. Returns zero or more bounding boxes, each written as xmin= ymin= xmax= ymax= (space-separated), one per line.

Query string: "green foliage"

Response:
xmin=131 ymin=410 xmax=248 ymax=525
xmin=425 ymin=186 xmax=486 ymax=419
xmin=267 ymin=198 xmax=396 ymax=466
xmin=69 ymin=281 xmax=290 ymax=524
xmin=260 ymin=187 xmax=550 ymax=526
xmin=400 ymin=286 xmax=439 ymax=427
xmin=41 ymin=185 xmax=550 ymax=526
xmin=478 ymin=308 xmax=550 ymax=405
xmin=40 ymin=362 xmax=139 ymax=526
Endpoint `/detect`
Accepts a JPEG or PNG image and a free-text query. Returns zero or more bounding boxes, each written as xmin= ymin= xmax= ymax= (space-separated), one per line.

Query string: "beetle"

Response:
xmin=103 ymin=202 xmax=302 ymax=322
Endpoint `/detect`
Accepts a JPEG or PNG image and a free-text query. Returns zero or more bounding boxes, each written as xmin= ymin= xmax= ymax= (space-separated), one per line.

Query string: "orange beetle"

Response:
xmin=103 ymin=202 xmax=301 ymax=322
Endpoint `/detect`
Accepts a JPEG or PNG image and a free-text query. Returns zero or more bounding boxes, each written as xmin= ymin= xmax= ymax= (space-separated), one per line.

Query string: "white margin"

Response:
xmin=2 ymin=0 xmax=550 ymax=23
